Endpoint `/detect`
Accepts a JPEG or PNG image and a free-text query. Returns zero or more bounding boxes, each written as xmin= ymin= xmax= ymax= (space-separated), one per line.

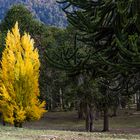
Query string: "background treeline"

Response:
xmin=0 ymin=0 xmax=67 ymax=27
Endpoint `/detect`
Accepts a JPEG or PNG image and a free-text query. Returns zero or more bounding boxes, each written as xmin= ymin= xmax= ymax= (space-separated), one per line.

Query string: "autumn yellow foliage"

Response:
xmin=0 ymin=22 xmax=46 ymax=126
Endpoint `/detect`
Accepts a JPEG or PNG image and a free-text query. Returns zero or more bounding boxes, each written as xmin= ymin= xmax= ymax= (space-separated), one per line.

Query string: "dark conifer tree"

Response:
xmin=46 ymin=0 xmax=140 ymax=131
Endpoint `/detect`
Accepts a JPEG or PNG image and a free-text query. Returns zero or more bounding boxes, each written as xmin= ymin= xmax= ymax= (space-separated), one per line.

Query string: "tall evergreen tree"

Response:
xmin=46 ymin=0 xmax=140 ymax=131
xmin=47 ymin=0 xmax=117 ymax=132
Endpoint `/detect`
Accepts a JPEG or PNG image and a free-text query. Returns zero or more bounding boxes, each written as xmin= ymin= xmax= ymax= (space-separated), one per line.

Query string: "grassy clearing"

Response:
xmin=0 ymin=126 xmax=139 ymax=140
xmin=0 ymin=110 xmax=139 ymax=140
xmin=24 ymin=110 xmax=140 ymax=131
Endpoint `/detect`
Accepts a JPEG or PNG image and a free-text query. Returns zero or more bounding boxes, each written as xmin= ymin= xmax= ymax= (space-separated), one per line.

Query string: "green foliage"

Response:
xmin=0 ymin=5 xmax=44 ymax=35
xmin=0 ymin=0 xmax=67 ymax=27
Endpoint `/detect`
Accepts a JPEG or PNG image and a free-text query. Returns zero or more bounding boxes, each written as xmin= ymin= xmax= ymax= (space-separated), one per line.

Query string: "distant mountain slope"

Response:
xmin=0 ymin=0 xmax=67 ymax=27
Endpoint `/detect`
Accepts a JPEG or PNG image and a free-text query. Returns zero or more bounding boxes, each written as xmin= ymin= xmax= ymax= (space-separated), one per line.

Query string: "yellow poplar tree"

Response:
xmin=0 ymin=22 xmax=46 ymax=127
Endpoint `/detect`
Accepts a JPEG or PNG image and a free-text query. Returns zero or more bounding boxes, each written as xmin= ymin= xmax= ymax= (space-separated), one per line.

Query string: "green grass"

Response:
xmin=0 ymin=110 xmax=139 ymax=140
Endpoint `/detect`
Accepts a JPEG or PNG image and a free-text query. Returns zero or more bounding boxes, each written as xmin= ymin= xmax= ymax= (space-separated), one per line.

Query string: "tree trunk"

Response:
xmin=137 ymin=100 xmax=140 ymax=111
xmin=59 ymin=88 xmax=63 ymax=111
xmin=50 ymin=98 xmax=53 ymax=111
xmin=85 ymin=103 xmax=90 ymax=132
xmin=2 ymin=119 xmax=6 ymax=126
xmin=89 ymin=106 xmax=94 ymax=132
xmin=78 ymin=102 xmax=85 ymax=119
xmin=112 ymin=106 xmax=118 ymax=117
xmin=14 ymin=121 xmax=22 ymax=128
xmin=19 ymin=123 xmax=22 ymax=128
xmin=14 ymin=121 xmax=18 ymax=127
xmin=136 ymin=92 xmax=140 ymax=111
xmin=85 ymin=103 xmax=94 ymax=132
xmin=103 ymin=108 xmax=109 ymax=131
xmin=0 ymin=113 xmax=6 ymax=126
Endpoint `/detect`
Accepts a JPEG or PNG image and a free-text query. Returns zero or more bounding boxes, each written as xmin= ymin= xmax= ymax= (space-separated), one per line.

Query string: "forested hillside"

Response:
xmin=0 ymin=0 xmax=67 ymax=27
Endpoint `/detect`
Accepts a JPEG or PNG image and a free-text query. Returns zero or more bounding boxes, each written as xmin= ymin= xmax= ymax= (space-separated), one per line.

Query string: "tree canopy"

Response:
xmin=0 ymin=22 xmax=46 ymax=127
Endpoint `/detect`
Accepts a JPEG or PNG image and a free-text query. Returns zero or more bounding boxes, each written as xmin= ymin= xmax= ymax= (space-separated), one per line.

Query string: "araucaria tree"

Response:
xmin=0 ymin=22 xmax=46 ymax=127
